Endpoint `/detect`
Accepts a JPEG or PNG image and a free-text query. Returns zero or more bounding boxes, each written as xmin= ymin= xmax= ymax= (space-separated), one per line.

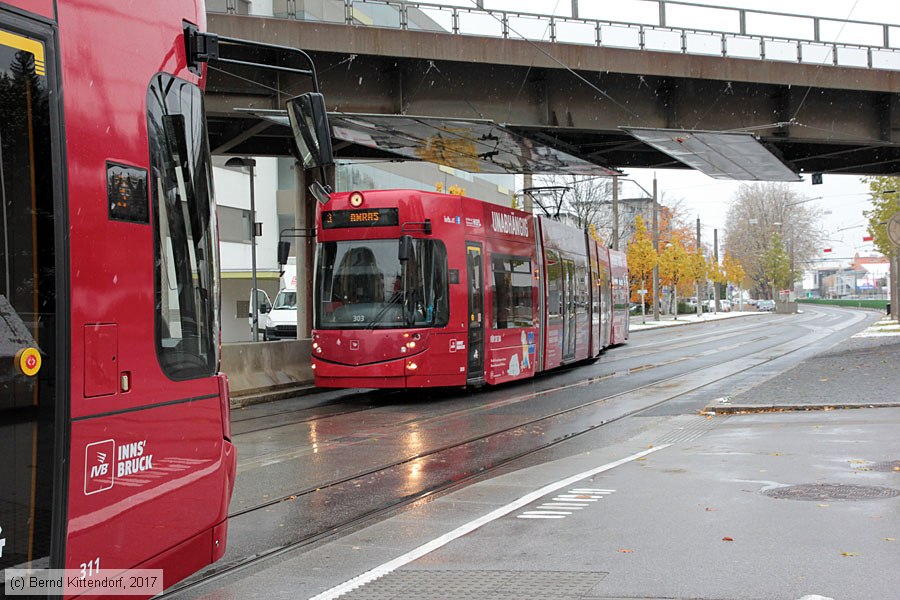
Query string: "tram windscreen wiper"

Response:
xmin=366 ymin=291 xmax=403 ymax=329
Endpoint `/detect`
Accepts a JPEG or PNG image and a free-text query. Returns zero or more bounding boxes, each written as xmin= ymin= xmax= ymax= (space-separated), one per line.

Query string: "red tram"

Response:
xmin=311 ymin=190 xmax=629 ymax=388
xmin=0 ymin=0 xmax=235 ymax=593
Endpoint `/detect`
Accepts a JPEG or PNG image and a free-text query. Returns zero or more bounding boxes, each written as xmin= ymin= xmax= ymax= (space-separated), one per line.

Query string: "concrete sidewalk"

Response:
xmin=709 ymin=315 xmax=900 ymax=414
xmin=630 ymin=308 xmax=763 ymax=331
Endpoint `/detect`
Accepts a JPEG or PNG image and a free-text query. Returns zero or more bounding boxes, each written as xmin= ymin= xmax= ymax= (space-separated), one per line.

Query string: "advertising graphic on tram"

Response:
xmin=311 ymin=190 xmax=629 ymax=389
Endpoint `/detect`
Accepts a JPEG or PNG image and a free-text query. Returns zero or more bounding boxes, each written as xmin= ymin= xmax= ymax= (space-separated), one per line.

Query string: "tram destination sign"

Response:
xmin=322 ymin=208 xmax=399 ymax=229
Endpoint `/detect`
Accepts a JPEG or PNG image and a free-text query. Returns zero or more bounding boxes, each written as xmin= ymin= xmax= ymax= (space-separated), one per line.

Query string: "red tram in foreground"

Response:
xmin=312 ymin=190 xmax=629 ymax=388
xmin=0 ymin=0 xmax=237 ymax=594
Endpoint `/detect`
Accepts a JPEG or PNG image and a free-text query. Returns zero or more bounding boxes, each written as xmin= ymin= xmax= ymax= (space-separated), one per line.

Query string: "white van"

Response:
xmin=249 ymin=261 xmax=298 ymax=341
xmin=262 ymin=287 xmax=297 ymax=340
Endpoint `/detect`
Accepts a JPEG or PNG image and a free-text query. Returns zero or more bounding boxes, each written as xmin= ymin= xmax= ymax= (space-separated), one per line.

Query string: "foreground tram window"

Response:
xmin=147 ymin=73 xmax=219 ymax=379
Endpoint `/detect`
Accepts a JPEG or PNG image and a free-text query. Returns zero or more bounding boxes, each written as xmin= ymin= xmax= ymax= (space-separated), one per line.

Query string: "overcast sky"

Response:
xmin=480 ymin=0 xmax=899 ymax=260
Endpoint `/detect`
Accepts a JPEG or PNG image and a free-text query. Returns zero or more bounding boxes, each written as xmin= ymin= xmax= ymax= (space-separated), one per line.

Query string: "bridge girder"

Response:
xmin=205 ymin=14 xmax=900 ymax=175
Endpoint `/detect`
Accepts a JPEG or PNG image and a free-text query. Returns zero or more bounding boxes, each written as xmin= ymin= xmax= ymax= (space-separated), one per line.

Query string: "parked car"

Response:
xmin=757 ymin=299 xmax=775 ymax=312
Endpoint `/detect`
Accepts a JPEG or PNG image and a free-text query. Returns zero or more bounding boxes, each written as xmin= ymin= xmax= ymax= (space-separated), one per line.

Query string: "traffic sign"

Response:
xmin=887 ymin=212 xmax=900 ymax=246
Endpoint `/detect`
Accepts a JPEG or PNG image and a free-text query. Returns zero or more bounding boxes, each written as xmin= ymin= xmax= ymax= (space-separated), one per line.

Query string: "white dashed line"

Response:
xmin=310 ymin=445 xmax=667 ymax=600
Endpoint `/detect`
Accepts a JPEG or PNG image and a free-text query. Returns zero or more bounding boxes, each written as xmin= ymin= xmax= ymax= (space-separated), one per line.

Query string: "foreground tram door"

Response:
xmin=0 ymin=15 xmax=60 ymax=574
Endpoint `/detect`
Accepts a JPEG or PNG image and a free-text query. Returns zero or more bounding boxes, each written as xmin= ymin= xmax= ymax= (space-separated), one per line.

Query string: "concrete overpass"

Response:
xmin=204 ymin=1 xmax=900 ymax=176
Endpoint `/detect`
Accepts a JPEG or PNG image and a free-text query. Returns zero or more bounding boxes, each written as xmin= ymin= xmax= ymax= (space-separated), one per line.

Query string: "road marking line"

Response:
xmin=309 ymin=445 xmax=668 ymax=600
xmin=516 ymin=514 xmax=567 ymax=519
xmin=538 ymin=504 xmax=584 ymax=509
xmin=521 ymin=510 xmax=572 ymax=515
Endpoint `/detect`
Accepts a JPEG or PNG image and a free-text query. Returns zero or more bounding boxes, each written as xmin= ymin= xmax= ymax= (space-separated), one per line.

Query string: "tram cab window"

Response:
xmin=147 ymin=73 xmax=219 ymax=380
xmin=316 ymin=239 xmax=448 ymax=329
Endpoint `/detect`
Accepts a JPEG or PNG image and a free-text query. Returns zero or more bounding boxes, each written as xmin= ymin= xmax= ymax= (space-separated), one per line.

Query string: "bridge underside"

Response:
xmin=206 ymin=15 xmax=900 ymax=176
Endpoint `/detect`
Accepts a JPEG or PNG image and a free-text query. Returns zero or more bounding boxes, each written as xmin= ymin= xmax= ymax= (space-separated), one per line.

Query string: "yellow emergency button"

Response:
xmin=15 ymin=347 xmax=41 ymax=377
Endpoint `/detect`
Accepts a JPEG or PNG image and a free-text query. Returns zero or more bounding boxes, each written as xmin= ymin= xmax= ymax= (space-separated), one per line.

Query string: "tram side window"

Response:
xmin=575 ymin=261 xmax=588 ymax=312
xmin=147 ymin=73 xmax=219 ymax=380
xmin=545 ymin=250 xmax=562 ymax=318
xmin=491 ymin=255 xmax=533 ymax=328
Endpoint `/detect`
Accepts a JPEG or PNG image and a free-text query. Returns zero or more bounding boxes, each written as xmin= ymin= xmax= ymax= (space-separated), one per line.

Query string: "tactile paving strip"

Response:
xmin=340 ymin=570 xmax=609 ymax=599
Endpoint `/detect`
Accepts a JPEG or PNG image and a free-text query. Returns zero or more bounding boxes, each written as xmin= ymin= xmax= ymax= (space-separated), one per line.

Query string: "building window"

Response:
xmin=218 ymin=205 xmax=252 ymax=243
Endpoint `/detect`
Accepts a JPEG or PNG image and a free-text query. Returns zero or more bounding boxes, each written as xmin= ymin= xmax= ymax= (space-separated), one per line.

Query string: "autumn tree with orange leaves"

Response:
xmin=626 ymin=214 xmax=657 ymax=322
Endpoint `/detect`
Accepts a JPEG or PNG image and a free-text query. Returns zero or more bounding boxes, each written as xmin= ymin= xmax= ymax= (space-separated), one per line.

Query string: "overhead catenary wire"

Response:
xmin=466 ymin=0 xmax=640 ymax=120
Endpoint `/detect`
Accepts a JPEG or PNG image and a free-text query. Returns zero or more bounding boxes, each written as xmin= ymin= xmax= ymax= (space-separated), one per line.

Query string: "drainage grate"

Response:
xmin=764 ymin=484 xmax=899 ymax=501
xmin=868 ymin=460 xmax=900 ymax=472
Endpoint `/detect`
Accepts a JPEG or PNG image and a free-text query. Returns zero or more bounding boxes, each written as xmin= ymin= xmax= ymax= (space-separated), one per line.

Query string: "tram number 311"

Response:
xmin=80 ymin=557 xmax=100 ymax=578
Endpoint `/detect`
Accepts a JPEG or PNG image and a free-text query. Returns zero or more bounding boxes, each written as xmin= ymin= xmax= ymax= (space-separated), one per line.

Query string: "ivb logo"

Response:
xmin=84 ymin=439 xmax=115 ymax=495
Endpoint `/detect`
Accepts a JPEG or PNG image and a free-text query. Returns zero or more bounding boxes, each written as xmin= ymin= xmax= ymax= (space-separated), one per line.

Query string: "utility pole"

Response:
xmin=713 ymin=228 xmax=719 ymax=312
xmin=652 ymin=176 xmax=660 ymax=320
xmin=523 ymin=173 xmax=533 ymax=213
xmin=696 ymin=217 xmax=702 ymax=317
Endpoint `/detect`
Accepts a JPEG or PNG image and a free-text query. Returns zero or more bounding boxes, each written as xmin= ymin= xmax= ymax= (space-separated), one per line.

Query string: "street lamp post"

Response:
xmin=225 ymin=157 xmax=259 ymax=341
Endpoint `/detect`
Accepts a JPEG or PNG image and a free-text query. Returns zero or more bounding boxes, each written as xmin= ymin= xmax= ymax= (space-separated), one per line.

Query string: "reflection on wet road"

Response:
xmin=171 ymin=306 xmax=874 ymax=591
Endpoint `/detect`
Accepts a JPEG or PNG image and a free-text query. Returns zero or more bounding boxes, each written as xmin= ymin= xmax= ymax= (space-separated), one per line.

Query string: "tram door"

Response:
xmin=0 ymin=18 xmax=61 ymax=573
xmin=466 ymin=244 xmax=484 ymax=383
xmin=562 ymin=258 xmax=576 ymax=361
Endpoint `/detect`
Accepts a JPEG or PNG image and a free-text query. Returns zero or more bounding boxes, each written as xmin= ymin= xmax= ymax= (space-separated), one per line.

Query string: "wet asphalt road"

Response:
xmin=169 ymin=305 xmax=884 ymax=597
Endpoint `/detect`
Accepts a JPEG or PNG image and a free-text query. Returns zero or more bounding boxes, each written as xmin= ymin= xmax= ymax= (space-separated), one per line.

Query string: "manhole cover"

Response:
xmin=868 ymin=460 xmax=900 ymax=472
xmin=764 ymin=484 xmax=899 ymax=501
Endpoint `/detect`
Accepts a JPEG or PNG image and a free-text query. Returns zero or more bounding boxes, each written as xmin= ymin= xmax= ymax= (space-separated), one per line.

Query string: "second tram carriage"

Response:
xmin=311 ymin=190 xmax=629 ymax=388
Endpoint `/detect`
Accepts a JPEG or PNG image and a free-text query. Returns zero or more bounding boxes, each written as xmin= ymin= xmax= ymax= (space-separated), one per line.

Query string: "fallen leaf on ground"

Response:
xmin=818 ymin=504 xmax=830 ymax=508
xmin=618 ymin=549 xmax=634 ymax=553
xmin=722 ymin=537 xmax=734 ymax=542
xmin=885 ymin=538 xmax=896 ymax=542
xmin=705 ymin=507 xmax=718 ymax=512
xmin=841 ymin=551 xmax=860 ymax=557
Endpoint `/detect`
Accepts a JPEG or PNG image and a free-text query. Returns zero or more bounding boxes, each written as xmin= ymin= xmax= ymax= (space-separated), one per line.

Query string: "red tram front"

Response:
xmin=312 ymin=190 xmax=629 ymax=389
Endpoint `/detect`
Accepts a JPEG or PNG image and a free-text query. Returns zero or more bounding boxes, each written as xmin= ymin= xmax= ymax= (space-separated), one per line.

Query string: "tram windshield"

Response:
xmin=316 ymin=239 xmax=449 ymax=329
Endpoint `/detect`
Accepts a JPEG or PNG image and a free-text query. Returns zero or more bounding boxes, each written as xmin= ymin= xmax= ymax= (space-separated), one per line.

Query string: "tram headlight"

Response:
xmin=406 ymin=361 xmax=418 ymax=371
xmin=349 ymin=191 xmax=364 ymax=207
xmin=406 ymin=341 xmax=416 ymax=349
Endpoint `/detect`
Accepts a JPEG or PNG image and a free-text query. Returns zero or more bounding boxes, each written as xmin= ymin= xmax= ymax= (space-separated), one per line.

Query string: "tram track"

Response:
xmin=165 ymin=311 xmax=852 ymax=598
xmin=230 ymin=390 xmax=403 ymax=436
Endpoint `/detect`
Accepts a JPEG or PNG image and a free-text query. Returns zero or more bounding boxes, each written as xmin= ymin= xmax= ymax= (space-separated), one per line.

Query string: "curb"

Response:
xmin=230 ymin=383 xmax=319 ymax=409
xmin=703 ymin=402 xmax=900 ymax=415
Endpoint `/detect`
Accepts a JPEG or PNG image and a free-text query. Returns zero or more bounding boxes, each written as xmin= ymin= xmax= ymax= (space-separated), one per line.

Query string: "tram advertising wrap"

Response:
xmin=312 ymin=190 xmax=629 ymax=389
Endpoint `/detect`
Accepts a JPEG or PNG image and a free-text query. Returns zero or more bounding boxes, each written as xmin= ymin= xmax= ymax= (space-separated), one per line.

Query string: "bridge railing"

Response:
xmin=208 ymin=0 xmax=900 ymax=70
